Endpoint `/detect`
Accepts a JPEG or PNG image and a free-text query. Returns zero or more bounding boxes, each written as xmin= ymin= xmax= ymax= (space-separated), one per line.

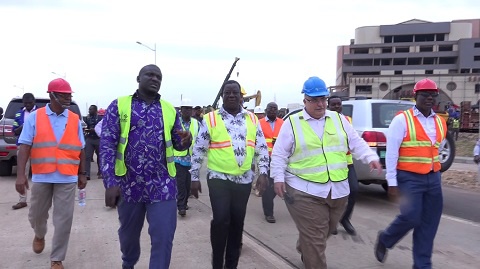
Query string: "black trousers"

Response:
xmin=262 ymin=176 xmax=276 ymax=216
xmin=208 ymin=178 xmax=251 ymax=269
xmin=175 ymin=163 xmax=191 ymax=210
xmin=342 ymin=164 xmax=359 ymax=221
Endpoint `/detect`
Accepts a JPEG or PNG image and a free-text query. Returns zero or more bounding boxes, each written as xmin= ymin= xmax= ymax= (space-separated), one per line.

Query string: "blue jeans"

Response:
xmin=380 ymin=170 xmax=443 ymax=269
xmin=117 ymin=198 xmax=177 ymax=269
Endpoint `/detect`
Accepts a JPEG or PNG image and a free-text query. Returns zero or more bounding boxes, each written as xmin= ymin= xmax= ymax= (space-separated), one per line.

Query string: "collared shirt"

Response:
xmin=190 ymin=106 xmax=270 ymax=184
xmin=13 ymin=106 xmax=37 ymax=145
xmin=85 ymin=114 xmax=101 ymax=139
xmin=270 ymin=109 xmax=379 ymax=199
xmin=100 ymin=91 xmax=188 ymax=203
xmin=266 ymin=117 xmax=278 ymax=131
xmin=174 ymin=117 xmax=193 ymax=167
xmin=18 ymin=104 xmax=86 ymax=184
xmin=385 ymin=106 xmax=445 ymax=186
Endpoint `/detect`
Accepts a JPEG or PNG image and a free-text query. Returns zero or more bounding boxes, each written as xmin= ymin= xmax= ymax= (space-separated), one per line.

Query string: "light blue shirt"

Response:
xmin=18 ymin=104 xmax=86 ymax=183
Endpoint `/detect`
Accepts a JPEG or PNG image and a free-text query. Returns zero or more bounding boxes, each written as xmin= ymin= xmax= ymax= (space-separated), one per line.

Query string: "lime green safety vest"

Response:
xmin=115 ymin=95 xmax=177 ymax=177
xmin=173 ymin=118 xmax=198 ymax=157
xmin=287 ymin=110 xmax=349 ymax=183
xmin=452 ymin=119 xmax=459 ymax=129
xmin=205 ymin=110 xmax=257 ymax=176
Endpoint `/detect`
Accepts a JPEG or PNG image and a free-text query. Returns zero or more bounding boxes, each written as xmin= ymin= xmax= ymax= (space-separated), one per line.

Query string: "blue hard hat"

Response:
xmin=302 ymin=76 xmax=329 ymax=97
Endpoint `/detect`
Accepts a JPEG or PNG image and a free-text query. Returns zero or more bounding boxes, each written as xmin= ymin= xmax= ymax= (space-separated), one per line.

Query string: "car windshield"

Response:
xmin=5 ymin=99 xmax=82 ymax=119
xmin=372 ymin=103 xmax=413 ymax=128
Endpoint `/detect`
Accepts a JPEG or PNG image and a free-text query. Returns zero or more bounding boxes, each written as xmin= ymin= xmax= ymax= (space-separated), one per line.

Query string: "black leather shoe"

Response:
xmin=178 ymin=209 xmax=186 ymax=217
xmin=265 ymin=215 xmax=276 ymax=223
xmin=331 ymin=229 xmax=338 ymax=235
xmin=374 ymin=231 xmax=387 ymax=263
xmin=341 ymin=219 xmax=357 ymax=236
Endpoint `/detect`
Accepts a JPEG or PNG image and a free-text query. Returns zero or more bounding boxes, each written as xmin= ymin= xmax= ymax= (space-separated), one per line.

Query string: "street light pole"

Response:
xmin=136 ymin=41 xmax=157 ymax=64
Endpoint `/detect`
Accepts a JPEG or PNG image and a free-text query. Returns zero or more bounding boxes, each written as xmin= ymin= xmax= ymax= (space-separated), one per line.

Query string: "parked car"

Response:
xmin=0 ymin=97 xmax=85 ymax=176
xmin=282 ymin=99 xmax=455 ymax=191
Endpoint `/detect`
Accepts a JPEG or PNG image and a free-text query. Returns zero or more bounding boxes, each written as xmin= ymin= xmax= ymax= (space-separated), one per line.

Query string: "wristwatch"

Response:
xmin=78 ymin=171 xmax=87 ymax=175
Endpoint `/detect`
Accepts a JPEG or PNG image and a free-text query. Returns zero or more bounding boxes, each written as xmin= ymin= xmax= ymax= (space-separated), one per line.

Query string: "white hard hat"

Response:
xmin=180 ymin=98 xmax=193 ymax=107
xmin=254 ymin=106 xmax=264 ymax=114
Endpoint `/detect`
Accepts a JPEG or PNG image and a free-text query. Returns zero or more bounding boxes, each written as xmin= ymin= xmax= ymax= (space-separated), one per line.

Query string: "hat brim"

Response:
xmin=305 ymin=92 xmax=329 ymax=97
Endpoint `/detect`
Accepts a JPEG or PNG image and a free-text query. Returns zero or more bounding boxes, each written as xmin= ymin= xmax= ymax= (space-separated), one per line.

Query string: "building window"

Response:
xmin=408 ymin=58 xmax=421 ymax=65
xmin=439 ymin=57 xmax=456 ymax=64
xmin=474 ymin=56 xmax=480 ymax=61
xmin=352 ymin=48 xmax=369 ymax=54
xmin=461 ymin=69 xmax=470 ymax=73
xmin=393 ymin=58 xmax=407 ymax=65
xmin=381 ymin=59 xmax=391 ymax=65
xmin=436 ymin=34 xmax=445 ymax=41
xmin=474 ymin=42 xmax=480 ymax=48
xmin=415 ymin=34 xmax=435 ymax=42
xmin=395 ymin=47 xmax=409 ymax=53
xmin=439 ymin=45 xmax=453 ymax=51
xmin=448 ymin=69 xmax=457 ymax=74
xmin=381 ymin=47 xmax=392 ymax=53
xmin=352 ymin=59 xmax=373 ymax=66
xmin=384 ymin=36 xmax=393 ymax=43
xmin=394 ymin=70 xmax=402 ymax=75
xmin=373 ymin=59 xmax=380 ymax=66
xmin=419 ymin=46 xmax=434 ymax=52
xmin=355 ymin=85 xmax=372 ymax=94
xmin=475 ymin=84 xmax=480 ymax=93
xmin=425 ymin=70 xmax=434 ymax=74
xmin=394 ymin=35 xmax=414 ymax=43
xmin=423 ymin=58 xmax=436 ymax=65
xmin=473 ymin=69 xmax=480 ymax=73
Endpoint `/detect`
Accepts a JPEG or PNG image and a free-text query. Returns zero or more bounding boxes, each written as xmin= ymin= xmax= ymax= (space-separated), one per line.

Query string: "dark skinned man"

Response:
xmin=327 ymin=95 xmax=358 ymax=236
xmin=375 ymin=78 xmax=447 ymax=269
xmin=100 ymin=64 xmax=192 ymax=269
xmin=84 ymin=104 xmax=102 ymax=180
xmin=16 ymin=78 xmax=87 ymax=269
xmin=190 ymin=80 xmax=269 ymax=269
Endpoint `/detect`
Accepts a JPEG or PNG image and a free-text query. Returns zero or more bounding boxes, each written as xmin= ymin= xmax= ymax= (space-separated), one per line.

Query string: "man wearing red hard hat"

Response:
xmin=376 ymin=78 xmax=447 ymax=269
xmin=15 ymin=78 xmax=87 ymax=269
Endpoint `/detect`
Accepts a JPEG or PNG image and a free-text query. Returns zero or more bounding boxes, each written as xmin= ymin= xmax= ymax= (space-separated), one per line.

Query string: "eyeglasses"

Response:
xmin=305 ymin=97 xmax=327 ymax=104
xmin=417 ymin=92 xmax=439 ymax=98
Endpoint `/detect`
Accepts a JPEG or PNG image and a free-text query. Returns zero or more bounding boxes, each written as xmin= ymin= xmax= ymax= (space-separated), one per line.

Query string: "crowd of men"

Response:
xmin=11 ymin=65 xmax=457 ymax=269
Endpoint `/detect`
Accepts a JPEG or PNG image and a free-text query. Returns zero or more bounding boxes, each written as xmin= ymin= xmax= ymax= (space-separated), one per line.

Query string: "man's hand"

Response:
xmin=78 ymin=175 xmax=87 ymax=189
xmin=388 ymin=186 xmax=400 ymax=203
xmin=15 ymin=173 xmax=29 ymax=196
xmin=274 ymin=182 xmax=286 ymax=198
xmin=474 ymin=155 xmax=480 ymax=164
xmin=369 ymin=160 xmax=383 ymax=175
xmin=176 ymin=130 xmax=192 ymax=146
xmin=105 ymin=186 xmax=121 ymax=208
xmin=255 ymin=174 xmax=268 ymax=195
xmin=190 ymin=181 xmax=202 ymax=198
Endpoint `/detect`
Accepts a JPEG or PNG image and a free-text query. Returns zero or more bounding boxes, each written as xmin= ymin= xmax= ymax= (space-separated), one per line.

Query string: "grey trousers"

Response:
xmin=17 ymin=149 xmax=31 ymax=203
xmin=28 ymin=182 xmax=77 ymax=261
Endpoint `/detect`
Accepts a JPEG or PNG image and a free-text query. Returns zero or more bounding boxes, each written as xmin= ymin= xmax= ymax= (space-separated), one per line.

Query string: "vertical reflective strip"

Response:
xmin=329 ymin=113 xmax=347 ymax=151
xmin=249 ymin=112 xmax=257 ymax=125
xmin=405 ymin=110 xmax=417 ymax=142
xmin=209 ymin=112 xmax=216 ymax=127
xmin=290 ymin=114 xmax=308 ymax=153
xmin=435 ymin=115 xmax=445 ymax=140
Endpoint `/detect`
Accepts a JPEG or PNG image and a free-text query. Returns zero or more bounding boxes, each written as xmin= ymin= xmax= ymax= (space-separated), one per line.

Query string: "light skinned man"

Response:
xmin=271 ymin=76 xmax=382 ymax=269
xmin=15 ymin=78 xmax=87 ymax=269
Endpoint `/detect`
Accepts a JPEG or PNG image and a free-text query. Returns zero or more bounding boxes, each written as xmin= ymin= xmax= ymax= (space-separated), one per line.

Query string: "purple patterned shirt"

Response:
xmin=100 ymin=91 xmax=188 ymax=203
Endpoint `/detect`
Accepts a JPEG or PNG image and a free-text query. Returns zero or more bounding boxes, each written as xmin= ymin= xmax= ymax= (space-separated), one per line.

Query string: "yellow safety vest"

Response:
xmin=115 ymin=95 xmax=177 ymax=177
xmin=205 ymin=110 xmax=257 ymax=176
xmin=173 ymin=118 xmax=198 ymax=157
xmin=287 ymin=110 xmax=349 ymax=183
xmin=452 ymin=119 xmax=459 ymax=129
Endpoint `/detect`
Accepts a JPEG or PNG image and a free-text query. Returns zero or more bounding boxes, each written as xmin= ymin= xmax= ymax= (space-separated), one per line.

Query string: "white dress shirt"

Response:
xmin=270 ymin=109 xmax=379 ymax=199
xmin=385 ymin=106 xmax=445 ymax=186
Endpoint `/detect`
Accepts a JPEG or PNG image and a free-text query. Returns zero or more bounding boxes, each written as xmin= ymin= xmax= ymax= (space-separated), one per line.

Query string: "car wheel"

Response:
xmin=439 ymin=132 xmax=455 ymax=172
xmin=0 ymin=160 xmax=13 ymax=176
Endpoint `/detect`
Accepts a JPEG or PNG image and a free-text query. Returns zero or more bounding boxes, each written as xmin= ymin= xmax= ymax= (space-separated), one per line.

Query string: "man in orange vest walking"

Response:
xmin=259 ymin=102 xmax=284 ymax=223
xmin=375 ymin=78 xmax=447 ymax=269
xmin=15 ymin=78 xmax=87 ymax=269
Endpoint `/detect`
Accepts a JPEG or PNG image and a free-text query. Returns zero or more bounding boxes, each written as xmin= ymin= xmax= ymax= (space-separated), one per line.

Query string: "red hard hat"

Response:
xmin=413 ymin=78 xmax=438 ymax=94
xmin=47 ymin=78 xmax=73 ymax=93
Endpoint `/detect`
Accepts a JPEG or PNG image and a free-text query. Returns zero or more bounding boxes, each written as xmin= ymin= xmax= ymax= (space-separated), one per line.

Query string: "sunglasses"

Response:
xmin=417 ymin=92 xmax=439 ymax=98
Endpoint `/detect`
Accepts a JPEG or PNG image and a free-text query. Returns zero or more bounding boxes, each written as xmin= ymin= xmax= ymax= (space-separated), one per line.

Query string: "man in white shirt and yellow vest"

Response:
xmin=271 ymin=76 xmax=382 ymax=269
xmin=190 ymin=80 xmax=270 ymax=269
xmin=375 ymin=78 xmax=447 ymax=269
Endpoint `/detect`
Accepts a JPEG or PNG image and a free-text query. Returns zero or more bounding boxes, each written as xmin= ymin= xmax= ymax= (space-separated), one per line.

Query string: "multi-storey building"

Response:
xmin=336 ymin=19 xmax=480 ymax=110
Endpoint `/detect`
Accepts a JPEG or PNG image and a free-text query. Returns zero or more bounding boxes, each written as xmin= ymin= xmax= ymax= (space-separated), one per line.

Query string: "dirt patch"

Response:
xmin=442 ymin=169 xmax=480 ymax=192
xmin=455 ymin=132 xmax=479 ymax=157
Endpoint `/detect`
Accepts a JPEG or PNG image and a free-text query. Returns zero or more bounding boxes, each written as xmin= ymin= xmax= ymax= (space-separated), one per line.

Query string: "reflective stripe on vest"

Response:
xmin=115 ymin=96 xmax=177 ymax=177
xmin=173 ymin=118 xmax=198 ymax=157
xmin=205 ymin=110 xmax=257 ymax=176
xmin=286 ymin=110 xmax=348 ymax=183
xmin=397 ymin=108 xmax=447 ymax=174
xmin=30 ymin=107 xmax=82 ymax=175
xmin=259 ymin=117 xmax=284 ymax=156
xmin=344 ymin=115 xmax=353 ymax=165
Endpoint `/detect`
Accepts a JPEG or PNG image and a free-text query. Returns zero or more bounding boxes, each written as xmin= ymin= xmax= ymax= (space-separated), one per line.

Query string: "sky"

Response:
xmin=1 ymin=0 xmax=480 ymax=115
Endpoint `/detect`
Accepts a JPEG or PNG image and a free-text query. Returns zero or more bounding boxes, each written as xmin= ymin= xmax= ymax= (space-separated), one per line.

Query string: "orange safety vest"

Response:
xmin=344 ymin=115 xmax=353 ymax=165
xmin=397 ymin=108 xmax=447 ymax=174
xmin=30 ymin=107 xmax=83 ymax=175
xmin=259 ymin=117 xmax=284 ymax=156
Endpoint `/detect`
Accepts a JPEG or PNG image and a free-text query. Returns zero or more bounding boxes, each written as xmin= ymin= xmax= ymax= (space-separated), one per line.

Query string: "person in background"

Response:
xmin=259 ymin=102 xmax=284 ymax=223
xmin=84 ymin=105 xmax=102 ymax=180
xmin=190 ymin=80 xmax=269 ymax=269
xmin=193 ymin=105 xmax=204 ymax=124
xmin=174 ymin=99 xmax=198 ymax=217
xmin=254 ymin=105 xmax=265 ymax=120
xmin=271 ymin=76 xmax=381 ymax=269
xmin=375 ymin=78 xmax=447 ymax=269
xmin=327 ymin=95 xmax=358 ymax=236
xmin=15 ymin=78 xmax=87 ymax=269
xmin=100 ymin=64 xmax=192 ymax=269
xmin=474 ymin=138 xmax=480 ymax=164
xmin=12 ymin=93 xmax=37 ymax=210
xmin=450 ymin=117 xmax=460 ymax=141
